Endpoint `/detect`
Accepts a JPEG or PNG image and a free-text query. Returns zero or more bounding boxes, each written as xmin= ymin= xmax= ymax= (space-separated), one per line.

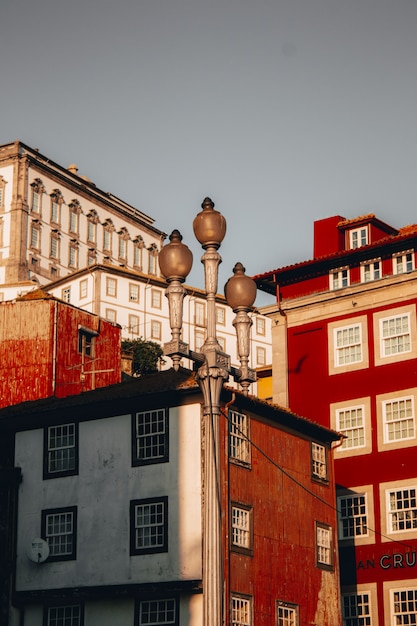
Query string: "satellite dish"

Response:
xmin=27 ymin=538 xmax=49 ymax=563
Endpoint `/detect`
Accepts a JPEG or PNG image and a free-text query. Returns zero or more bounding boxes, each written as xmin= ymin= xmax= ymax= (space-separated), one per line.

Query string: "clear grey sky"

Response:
xmin=1 ymin=0 xmax=416 ymax=305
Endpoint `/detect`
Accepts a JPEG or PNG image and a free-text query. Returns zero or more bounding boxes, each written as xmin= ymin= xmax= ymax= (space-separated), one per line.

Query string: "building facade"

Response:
xmin=255 ymin=213 xmax=417 ymax=625
xmin=0 ymin=369 xmax=342 ymax=626
xmin=0 ymin=292 xmax=121 ymax=409
xmin=0 ymin=140 xmax=272 ymax=376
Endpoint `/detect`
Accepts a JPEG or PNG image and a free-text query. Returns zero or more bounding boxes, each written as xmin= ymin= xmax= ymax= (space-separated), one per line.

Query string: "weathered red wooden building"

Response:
xmin=255 ymin=214 xmax=417 ymax=625
xmin=0 ymin=291 xmax=121 ymax=408
xmin=0 ymin=369 xmax=342 ymax=625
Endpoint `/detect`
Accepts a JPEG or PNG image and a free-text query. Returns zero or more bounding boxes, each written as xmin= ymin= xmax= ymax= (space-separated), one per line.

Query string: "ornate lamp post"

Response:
xmin=158 ymin=197 xmax=257 ymax=626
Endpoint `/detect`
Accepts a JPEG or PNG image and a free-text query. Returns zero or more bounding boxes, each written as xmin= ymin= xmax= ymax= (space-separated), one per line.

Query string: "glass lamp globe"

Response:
xmin=193 ymin=197 xmax=227 ymax=250
xmin=158 ymin=229 xmax=193 ymax=282
xmin=224 ymin=262 xmax=257 ymax=311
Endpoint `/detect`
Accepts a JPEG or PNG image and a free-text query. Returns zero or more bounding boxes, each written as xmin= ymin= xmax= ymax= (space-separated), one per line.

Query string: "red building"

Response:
xmin=0 ymin=369 xmax=342 ymax=626
xmin=0 ymin=291 xmax=121 ymax=408
xmin=255 ymin=214 xmax=417 ymax=625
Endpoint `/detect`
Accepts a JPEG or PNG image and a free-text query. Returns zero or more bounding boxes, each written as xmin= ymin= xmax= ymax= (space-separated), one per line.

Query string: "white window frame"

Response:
xmin=79 ymin=280 xmax=87 ymax=299
xmin=338 ymin=493 xmax=368 ymax=540
xmin=133 ymin=408 xmax=168 ymax=465
xmin=330 ymin=267 xmax=349 ymax=290
xmin=334 ymin=324 xmax=363 ymax=367
xmin=195 ymin=301 xmax=206 ymax=327
xmin=30 ymin=224 xmax=40 ymax=250
xmin=229 ymin=410 xmax=250 ymax=465
xmin=386 ymin=486 xmax=417 ymax=534
xmin=68 ymin=244 xmax=78 ymax=269
xmin=151 ymin=320 xmax=161 ymax=340
xmin=105 ymin=308 xmax=116 ymax=323
xmin=256 ymin=316 xmax=266 ymax=336
xmin=138 ymin=598 xmax=177 ymax=625
xmin=276 ymin=601 xmax=298 ymax=626
xmin=311 ymin=442 xmax=328 ymax=481
xmin=382 ymin=396 xmax=415 ymax=443
xmin=106 ymin=277 xmax=117 ymax=297
xmin=380 ymin=313 xmax=411 ymax=358
xmin=50 ymin=201 xmax=60 ymax=224
xmin=349 ymin=226 xmax=368 ymax=249
xmin=46 ymin=605 xmax=83 ymax=626
xmin=231 ymin=595 xmax=252 ymax=626
xmin=393 ymin=250 xmax=414 ymax=275
xmin=256 ymin=346 xmax=266 ymax=366
xmin=231 ymin=504 xmax=252 ymax=551
xmin=62 ymin=287 xmax=71 ymax=303
xmin=216 ymin=306 xmax=226 ymax=326
xmin=129 ymin=283 xmax=139 ymax=302
xmin=87 ymin=220 xmax=96 ymax=243
xmin=391 ymin=588 xmax=417 ymax=625
xmin=46 ymin=424 xmax=77 ymax=477
xmin=151 ymin=289 xmax=162 ymax=309
xmin=336 ymin=405 xmax=366 ymax=451
xmin=42 ymin=507 xmax=77 ymax=560
xmin=128 ymin=314 xmax=140 ymax=336
xmin=195 ymin=329 xmax=205 ymax=350
xmin=315 ymin=522 xmax=333 ymax=569
xmin=360 ymin=259 xmax=381 ymax=283
xmin=131 ymin=497 xmax=168 ymax=554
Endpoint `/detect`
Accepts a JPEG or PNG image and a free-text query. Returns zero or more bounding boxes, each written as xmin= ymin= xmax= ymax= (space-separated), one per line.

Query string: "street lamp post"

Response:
xmin=158 ymin=197 xmax=257 ymax=626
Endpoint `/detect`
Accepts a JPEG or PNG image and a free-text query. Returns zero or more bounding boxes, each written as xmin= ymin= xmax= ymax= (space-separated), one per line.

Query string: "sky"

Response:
xmin=1 ymin=0 xmax=417 ymax=306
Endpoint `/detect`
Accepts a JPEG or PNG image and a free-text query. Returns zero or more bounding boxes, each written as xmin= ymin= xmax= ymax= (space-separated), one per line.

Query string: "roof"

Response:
xmin=0 ymin=367 xmax=340 ymax=443
xmin=254 ymin=221 xmax=417 ymax=294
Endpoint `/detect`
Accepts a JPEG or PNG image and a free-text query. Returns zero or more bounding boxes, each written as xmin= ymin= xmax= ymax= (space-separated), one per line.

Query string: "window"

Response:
xmin=132 ymin=409 xmax=169 ymax=466
xmin=79 ymin=280 xmax=87 ymax=299
xmin=218 ymin=335 xmax=226 ymax=352
xmin=44 ymin=424 xmax=78 ymax=478
xmin=335 ymin=324 xmax=362 ymax=366
xmin=229 ymin=410 xmax=250 ymax=465
xmin=256 ymin=317 xmax=266 ymax=335
xmin=380 ymin=314 xmax=411 ymax=357
xmin=42 ymin=507 xmax=77 ymax=561
xmin=50 ymin=234 xmax=59 ymax=259
xmin=118 ymin=231 xmax=128 ymax=260
xmin=129 ymin=283 xmax=139 ymax=302
xmin=68 ymin=244 xmax=78 ymax=269
xmin=195 ymin=302 xmax=206 ymax=327
xmin=338 ymin=493 xmax=368 ymax=539
xmin=256 ymin=346 xmax=266 ymax=366
xmin=103 ymin=228 xmax=111 ymax=252
xmin=311 ymin=442 xmax=328 ymax=481
xmin=216 ymin=306 xmax=226 ymax=325
xmin=387 ymin=487 xmax=417 ymax=533
xmin=106 ymin=277 xmax=117 ymax=297
xmin=394 ymin=251 xmax=414 ymax=274
xmin=336 ymin=405 xmax=366 ymax=450
xmin=69 ymin=210 xmax=78 ymax=234
xmin=32 ymin=190 xmax=41 ymax=213
xmin=62 ymin=287 xmax=71 ymax=303
xmin=231 ymin=504 xmax=252 ymax=552
xmin=361 ymin=260 xmax=380 ymax=282
xmin=46 ymin=605 xmax=83 ymax=626
xmin=0 ymin=176 xmax=5 ymax=211
xmin=231 ymin=595 xmax=252 ymax=626
xmin=133 ymin=239 xmax=144 ymax=268
xmin=30 ymin=224 xmax=40 ymax=249
xmin=148 ymin=245 xmax=158 ymax=275
xmin=78 ymin=328 xmax=96 ymax=358
xmin=342 ymin=593 xmax=371 ymax=626
xmin=330 ymin=268 xmax=349 ymax=290
xmin=128 ymin=315 xmax=140 ymax=336
xmin=51 ymin=201 xmax=60 ymax=224
xmin=137 ymin=598 xmax=177 ymax=626
xmin=383 ymin=397 xmax=415 ymax=443
xmin=276 ymin=601 xmax=298 ymax=626
xmin=130 ymin=497 xmax=168 ymax=555
xmin=87 ymin=250 xmax=96 ymax=266
xmin=195 ymin=330 xmax=205 ymax=350
xmin=392 ymin=588 xmax=417 ymax=625
xmin=350 ymin=227 xmax=368 ymax=249
xmin=151 ymin=320 xmax=161 ymax=340
xmin=151 ymin=289 xmax=162 ymax=309
xmin=105 ymin=308 xmax=116 ymax=323
xmin=87 ymin=220 xmax=96 ymax=243
xmin=315 ymin=522 xmax=333 ymax=569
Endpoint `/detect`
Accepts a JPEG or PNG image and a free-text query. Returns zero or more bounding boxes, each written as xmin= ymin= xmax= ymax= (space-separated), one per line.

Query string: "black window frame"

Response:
xmin=41 ymin=506 xmax=77 ymax=562
xmin=132 ymin=408 xmax=169 ymax=467
xmin=130 ymin=496 xmax=168 ymax=556
xmin=43 ymin=423 xmax=79 ymax=480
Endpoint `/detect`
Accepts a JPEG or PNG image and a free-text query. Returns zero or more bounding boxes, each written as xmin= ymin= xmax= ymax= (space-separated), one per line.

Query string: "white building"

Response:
xmin=0 ymin=140 xmax=271 ymax=375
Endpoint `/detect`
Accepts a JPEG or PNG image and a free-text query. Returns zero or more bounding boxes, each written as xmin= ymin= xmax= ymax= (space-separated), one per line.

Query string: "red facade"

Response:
xmin=0 ymin=293 xmax=121 ymax=408
xmin=255 ymin=214 xmax=417 ymax=625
